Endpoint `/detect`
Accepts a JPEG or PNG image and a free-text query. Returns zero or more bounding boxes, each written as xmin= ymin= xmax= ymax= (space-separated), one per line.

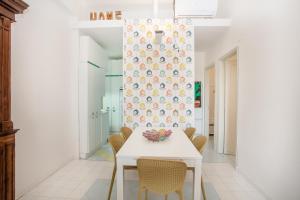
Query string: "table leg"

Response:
xmin=194 ymin=162 xmax=202 ymax=200
xmin=117 ymin=162 xmax=124 ymax=200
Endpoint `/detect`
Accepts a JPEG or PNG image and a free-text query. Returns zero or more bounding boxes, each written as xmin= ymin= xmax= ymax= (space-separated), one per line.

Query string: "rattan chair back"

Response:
xmin=184 ymin=127 xmax=196 ymax=140
xmin=120 ymin=126 xmax=133 ymax=140
xmin=137 ymin=159 xmax=187 ymax=197
xmin=192 ymin=136 xmax=207 ymax=154
xmin=108 ymin=134 xmax=125 ymax=160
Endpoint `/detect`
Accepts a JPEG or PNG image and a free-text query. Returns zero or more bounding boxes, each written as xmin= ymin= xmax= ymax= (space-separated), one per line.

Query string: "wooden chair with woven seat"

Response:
xmin=107 ymin=134 xmax=124 ymax=200
xmin=192 ymin=135 xmax=208 ymax=200
xmin=192 ymin=135 xmax=207 ymax=154
xmin=107 ymin=134 xmax=136 ymax=200
xmin=120 ymin=126 xmax=133 ymax=141
xmin=137 ymin=158 xmax=187 ymax=200
xmin=184 ymin=127 xmax=196 ymax=140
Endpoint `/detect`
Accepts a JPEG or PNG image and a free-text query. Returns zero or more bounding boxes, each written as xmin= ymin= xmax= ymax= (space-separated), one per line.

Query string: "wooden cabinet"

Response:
xmin=0 ymin=1 xmax=28 ymax=199
xmin=0 ymin=135 xmax=15 ymax=200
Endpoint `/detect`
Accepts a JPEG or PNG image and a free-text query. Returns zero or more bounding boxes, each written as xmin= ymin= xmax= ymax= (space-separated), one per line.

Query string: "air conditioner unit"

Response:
xmin=174 ymin=0 xmax=218 ymax=18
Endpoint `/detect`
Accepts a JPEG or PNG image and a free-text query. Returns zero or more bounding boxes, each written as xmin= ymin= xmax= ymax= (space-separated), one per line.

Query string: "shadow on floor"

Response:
xmin=82 ymin=179 xmax=220 ymax=200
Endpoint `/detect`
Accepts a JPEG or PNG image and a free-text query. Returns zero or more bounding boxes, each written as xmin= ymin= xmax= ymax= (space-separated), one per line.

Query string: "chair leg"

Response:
xmin=176 ymin=190 xmax=184 ymax=200
xmin=138 ymin=187 xmax=142 ymax=200
xmin=138 ymin=187 xmax=147 ymax=200
xmin=107 ymin=166 xmax=116 ymax=200
xmin=164 ymin=194 xmax=168 ymax=200
xmin=201 ymin=177 xmax=207 ymax=200
xmin=145 ymin=189 xmax=148 ymax=200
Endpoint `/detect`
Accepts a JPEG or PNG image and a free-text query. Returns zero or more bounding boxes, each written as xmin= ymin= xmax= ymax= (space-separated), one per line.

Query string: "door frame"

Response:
xmin=204 ymin=65 xmax=216 ymax=147
xmin=223 ymin=51 xmax=238 ymax=155
xmin=211 ymin=47 xmax=240 ymax=166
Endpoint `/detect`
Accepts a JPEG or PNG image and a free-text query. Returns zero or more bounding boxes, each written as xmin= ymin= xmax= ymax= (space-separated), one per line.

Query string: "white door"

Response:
xmin=95 ymin=68 xmax=103 ymax=149
xmin=110 ymin=76 xmax=123 ymax=132
xmin=88 ymin=64 xmax=96 ymax=151
xmin=224 ymin=55 xmax=238 ymax=155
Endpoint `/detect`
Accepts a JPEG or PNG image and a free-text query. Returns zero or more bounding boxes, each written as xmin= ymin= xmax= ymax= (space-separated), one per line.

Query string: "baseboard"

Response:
xmin=80 ymin=146 xmax=101 ymax=159
xmin=80 ymin=152 xmax=90 ymax=159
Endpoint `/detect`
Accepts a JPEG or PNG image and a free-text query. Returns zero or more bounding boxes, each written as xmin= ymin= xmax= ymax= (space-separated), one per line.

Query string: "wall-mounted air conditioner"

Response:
xmin=174 ymin=0 xmax=218 ymax=18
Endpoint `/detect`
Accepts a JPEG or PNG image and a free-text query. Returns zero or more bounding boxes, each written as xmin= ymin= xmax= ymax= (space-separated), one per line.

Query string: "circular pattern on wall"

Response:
xmin=124 ymin=19 xmax=194 ymax=129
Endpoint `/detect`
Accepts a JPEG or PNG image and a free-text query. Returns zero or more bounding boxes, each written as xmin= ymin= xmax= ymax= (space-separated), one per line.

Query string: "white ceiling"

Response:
xmin=61 ymin=0 xmax=232 ymax=19
xmin=80 ymin=27 xmax=228 ymax=58
xmin=80 ymin=27 xmax=123 ymax=58
xmin=79 ymin=0 xmax=173 ymax=6
xmin=195 ymin=28 xmax=227 ymax=51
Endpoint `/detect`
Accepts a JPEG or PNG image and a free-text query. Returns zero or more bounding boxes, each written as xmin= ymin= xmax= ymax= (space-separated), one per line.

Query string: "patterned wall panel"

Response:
xmin=123 ymin=19 xmax=194 ymax=129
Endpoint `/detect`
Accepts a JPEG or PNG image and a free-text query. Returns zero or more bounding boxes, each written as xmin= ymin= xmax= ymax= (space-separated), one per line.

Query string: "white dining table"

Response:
xmin=116 ymin=127 xmax=203 ymax=200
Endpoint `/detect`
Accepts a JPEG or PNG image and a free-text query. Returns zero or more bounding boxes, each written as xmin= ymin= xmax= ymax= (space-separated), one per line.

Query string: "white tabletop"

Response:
xmin=116 ymin=127 xmax=203 ymax=200
xmin=117 ymin=127 xmax=202 ymax=160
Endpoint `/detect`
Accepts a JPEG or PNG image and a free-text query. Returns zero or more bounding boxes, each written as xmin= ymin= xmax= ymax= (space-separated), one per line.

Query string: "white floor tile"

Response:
xmin=247 ymin=191 xmax=267 ymax=200
xmin=18 ymin=139 xmax=266 ymax=200
xmin=218 ymin=190 xmax=237 ymax=200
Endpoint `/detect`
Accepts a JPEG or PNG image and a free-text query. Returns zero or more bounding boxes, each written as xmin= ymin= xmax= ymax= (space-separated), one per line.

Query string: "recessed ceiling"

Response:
xmin=80 ymin=27 xmax=123 ymax=58
xmin=195 ymin=28 xmax=228 ymax=51
xmin=79 ymin=26 xmax=228 ymax=58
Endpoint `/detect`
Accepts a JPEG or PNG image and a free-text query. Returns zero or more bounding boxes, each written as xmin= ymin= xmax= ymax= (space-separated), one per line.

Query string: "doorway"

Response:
xmin=223 ymin=53 xmax=238 ymax=155
xmin=204 ymin=66 xmax=216 ymax=148
xmin=203 ymin=50 xmax=238 ymax=167
xmin=103 ymin=59 xmax=123 ymax=133
xmin=207 ymin=67 xmax=216 ymax=137
xmin=78 ymin=26 xmax=124 ymax=160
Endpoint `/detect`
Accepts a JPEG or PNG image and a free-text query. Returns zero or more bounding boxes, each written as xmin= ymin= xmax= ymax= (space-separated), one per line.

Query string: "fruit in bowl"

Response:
xmin=143 ymin=129 xmax=172 ymax=142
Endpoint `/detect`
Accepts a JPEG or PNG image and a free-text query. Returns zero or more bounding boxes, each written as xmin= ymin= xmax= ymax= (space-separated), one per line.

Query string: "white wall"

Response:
xmin=78 ymin=2 xmax=174 ymax=20
xmin=75 ymin=0 xmax=233 ymax=20
xmin=195 ymin=51 xmax=205 ymax=81
xmin=205 ymin=0 xmax=300 ymax=199
xmin=58 ymin=0 xmax=81 ymax=15
xmin=108 ymin=59 xmax=123 ymax=75
xmin=11 ymin=0 xmax=78 ymax=197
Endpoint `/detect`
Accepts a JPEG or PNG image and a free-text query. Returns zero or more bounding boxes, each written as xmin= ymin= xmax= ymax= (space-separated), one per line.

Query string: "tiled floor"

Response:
xmin=19 ymin=160 xmax=114 ymax=200
xmin=19 ymin=160 xmax=265 ymax=200
xmin=18 ymin=137 xmax=266 ymax=200
xmin=203 ymin=136 xmax=236 ymax=167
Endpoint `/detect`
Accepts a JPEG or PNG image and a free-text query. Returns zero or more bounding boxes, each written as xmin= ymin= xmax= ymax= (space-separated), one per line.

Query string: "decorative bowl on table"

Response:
xmin=142 ymin=129 xmax=172 ymax=142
